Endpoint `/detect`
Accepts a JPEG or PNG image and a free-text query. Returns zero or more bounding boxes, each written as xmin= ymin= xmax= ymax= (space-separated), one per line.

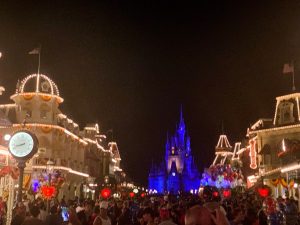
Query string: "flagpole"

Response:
xmin=36 ymin=47 xmax=41 ymax=93
xmin=292 ymin=61 xmax=296 ymax=91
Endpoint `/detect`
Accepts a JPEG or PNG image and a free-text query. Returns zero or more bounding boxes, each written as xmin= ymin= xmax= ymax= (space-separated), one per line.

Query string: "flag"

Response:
xmin=28 ymin=46 xmax=40 ymax=55
xmin=283 ymin=63 xmax=294 ymax=74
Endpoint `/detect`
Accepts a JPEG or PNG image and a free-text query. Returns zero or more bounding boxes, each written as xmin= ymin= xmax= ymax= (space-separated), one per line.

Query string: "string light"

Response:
xmin=32 ymin=165 xmax=89 ymax=177
xmin=18 ymin=74 xmax=60 ymax=96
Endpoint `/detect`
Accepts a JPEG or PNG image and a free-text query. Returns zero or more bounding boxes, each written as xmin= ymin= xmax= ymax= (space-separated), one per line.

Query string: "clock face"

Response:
xmin=9 ymin=131 xmax=36 ymax=159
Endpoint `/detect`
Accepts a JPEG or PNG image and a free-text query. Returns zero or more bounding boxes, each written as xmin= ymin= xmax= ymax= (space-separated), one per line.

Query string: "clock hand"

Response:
xmin=16 ymin=143 xmax=25 ymax=147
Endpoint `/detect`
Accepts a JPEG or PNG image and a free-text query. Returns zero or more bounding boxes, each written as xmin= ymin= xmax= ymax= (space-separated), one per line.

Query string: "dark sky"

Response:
xmin=0 ymin=1 xmax=300 ymax=185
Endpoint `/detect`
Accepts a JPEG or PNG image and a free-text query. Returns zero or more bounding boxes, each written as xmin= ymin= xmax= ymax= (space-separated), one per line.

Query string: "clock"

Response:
xmin=8 ymin=130 xmax=38 ymax=160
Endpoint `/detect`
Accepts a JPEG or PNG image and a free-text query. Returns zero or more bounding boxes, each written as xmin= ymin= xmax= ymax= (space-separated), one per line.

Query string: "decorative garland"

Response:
xmin=41 ymin=125 xmax=52 ymax=133
xmin=39 ymin=95 xmax=52 ymax=102
xmin=23 ymin=94 xmax=34 ymax=100
xmin=271 ymin=178 xmax=294 ymax=189
xmin=270 ymin=179 xmax=279 ymax=187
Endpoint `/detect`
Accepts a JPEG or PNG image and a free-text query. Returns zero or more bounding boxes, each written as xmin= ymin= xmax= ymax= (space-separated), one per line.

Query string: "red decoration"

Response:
xmin=212 ymin=191 xmax=219 ymax=197
xmin=222 ymin=189 xmax=231 ymax=198
xmin=129 ymin=192 xmax=135 ymax=198
xmin=41 ymin=185 xmax=56 ymax=199
xmin=100 ymin=188 xmax=111 ymax=199
xmin=258 ymin=187 xmax=269 ymax=198
xmin=0 ymin=166 xmax=19 ymax=179
xmin=141 ymin=193 xmax=145 ymax=198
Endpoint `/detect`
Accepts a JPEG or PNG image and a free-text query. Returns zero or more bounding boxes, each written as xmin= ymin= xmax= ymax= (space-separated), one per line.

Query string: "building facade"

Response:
xmin=0 ymin=74 xmax=123 ymax=200
xmin=148 ymin=109 xmax=200 ymax=194
xmin=247 ymin=92 xmax=300 ymax=198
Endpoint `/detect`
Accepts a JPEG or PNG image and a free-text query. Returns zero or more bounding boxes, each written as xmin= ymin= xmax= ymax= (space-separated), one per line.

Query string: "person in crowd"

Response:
xmin=185 ymin=205 xmax=230 ymax=225
xmin=93 ymin=201 xmax=111 ymax=225
xmin=77 ymin=205 xmax=88 ymax=225
xmin=61 ymin=196 xmax=67 ymax=207
xmin=142 ymin=208 xmax=155 ymax=225
xmin=284 ymin=197 xmax=298 ymax=225
xmin=69 ymin=207 xmax=82 ymax=225
xmin=22 ymin=196 xmax=30 ymax=216
xmin=118 ymin=201 xmax=131 ymax=225
xmin=108 ymin=201 xmax=121 ymax=225
xmin=44 ymin=205 xmax=62 ymax=225
xmin=158 ymin=208 xmax=176 ymax=225
xmin=84 ymin=201 xmax=94 ymax=225
xmin=21 ymin=205 xmax=44 ymax=225
xmin=38 ymin=201 xmax=47 ymax=221
xmin=11 ymin=203 xmax=27 ymax=225
xmin=133 ymin=209 xmax=145 ymax=225
xmin=90 ymin=206 xmax=100 ymax=225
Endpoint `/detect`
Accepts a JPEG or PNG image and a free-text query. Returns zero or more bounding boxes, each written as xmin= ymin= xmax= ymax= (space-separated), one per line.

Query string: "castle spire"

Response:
xmin=180 ymin=104 xmax=183 ymax=122
xmin=178 ymin=105 xmax=185 ymax=132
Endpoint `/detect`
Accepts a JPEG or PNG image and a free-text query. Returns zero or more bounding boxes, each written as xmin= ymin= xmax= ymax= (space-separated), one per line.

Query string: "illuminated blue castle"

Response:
xmin=148 ymin=109 xmax=200 ymax=194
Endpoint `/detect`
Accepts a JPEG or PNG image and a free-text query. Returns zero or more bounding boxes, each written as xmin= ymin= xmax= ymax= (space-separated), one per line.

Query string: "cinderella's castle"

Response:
xmin=148 ymin=109 xmax=200 ymax=194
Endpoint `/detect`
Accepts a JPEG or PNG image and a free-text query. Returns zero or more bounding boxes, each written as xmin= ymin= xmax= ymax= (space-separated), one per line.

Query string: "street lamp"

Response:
xmin=46 ymin=159 xmax=54 ymax=213
xmin=46 ymin=159 xmax=54 ymax=175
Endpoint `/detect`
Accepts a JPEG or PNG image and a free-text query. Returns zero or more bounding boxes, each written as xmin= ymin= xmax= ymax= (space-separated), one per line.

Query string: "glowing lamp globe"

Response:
xmin=101 ymin=188 xmax=111 ymax=199
xmin=222 ymin=189 xmax=231 ymax=198
xmin=258 ymin=187 xmax=269 ymax=198
xmin=41 ymin=185 xmax=55 ymax=199
xmin=129 ymin=192 xmax=135 ymax=198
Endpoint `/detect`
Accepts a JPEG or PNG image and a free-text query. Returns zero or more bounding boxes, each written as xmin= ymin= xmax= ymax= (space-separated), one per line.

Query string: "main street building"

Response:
xmin=0 ymin=74 xmax=123 ymax=200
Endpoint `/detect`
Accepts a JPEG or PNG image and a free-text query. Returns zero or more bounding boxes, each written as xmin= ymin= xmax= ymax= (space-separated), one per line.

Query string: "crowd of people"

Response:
xmin=6 ymin=187 xmax=300 ymax=225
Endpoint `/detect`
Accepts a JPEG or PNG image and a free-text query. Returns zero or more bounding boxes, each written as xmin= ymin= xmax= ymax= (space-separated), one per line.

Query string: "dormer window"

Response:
xmin=278 ymin=101 xmax=295 ymax=125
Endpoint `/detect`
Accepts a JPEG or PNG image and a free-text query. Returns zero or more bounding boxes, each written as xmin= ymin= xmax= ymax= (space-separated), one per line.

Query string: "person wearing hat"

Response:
xmin=93 ymin=202 xmax=111 ymax=225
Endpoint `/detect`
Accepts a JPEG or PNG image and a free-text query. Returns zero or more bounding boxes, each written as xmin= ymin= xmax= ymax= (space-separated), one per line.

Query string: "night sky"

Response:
xmin=0 ymin=1 xmax=300 ymax=185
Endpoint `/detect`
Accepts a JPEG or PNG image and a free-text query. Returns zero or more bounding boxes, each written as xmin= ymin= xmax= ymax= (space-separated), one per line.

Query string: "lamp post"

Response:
xmin=46 ymin=159 xmax=54 ymax=213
